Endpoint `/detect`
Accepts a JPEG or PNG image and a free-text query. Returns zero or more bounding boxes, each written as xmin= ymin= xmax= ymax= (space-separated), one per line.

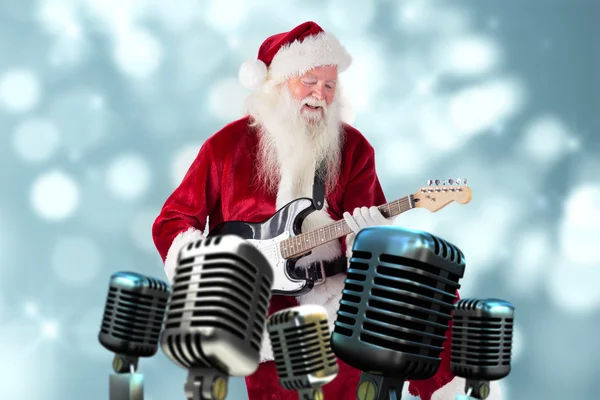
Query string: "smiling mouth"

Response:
xmin=304 ymin=104 xmax=322 ymax=111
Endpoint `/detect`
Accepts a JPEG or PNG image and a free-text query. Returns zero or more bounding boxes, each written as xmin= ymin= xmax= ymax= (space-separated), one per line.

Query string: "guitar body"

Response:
xmin=208 ymin=197 xmax=317 ymax=296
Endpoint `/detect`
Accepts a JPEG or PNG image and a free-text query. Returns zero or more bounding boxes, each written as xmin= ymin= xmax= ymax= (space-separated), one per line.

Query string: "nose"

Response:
xmin=312 ymin=82 xmax=325 ymax=101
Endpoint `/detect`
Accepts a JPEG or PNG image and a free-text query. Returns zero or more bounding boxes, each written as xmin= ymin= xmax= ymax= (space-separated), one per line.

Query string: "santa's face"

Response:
xmin=286 ymin=66 xmax=338 ymax=125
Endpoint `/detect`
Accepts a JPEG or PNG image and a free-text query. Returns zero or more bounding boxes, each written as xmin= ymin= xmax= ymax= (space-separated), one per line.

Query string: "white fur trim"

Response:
xmin=430 ymin=377 xmax=503 ymax=400
xmin=164 ymin=227 xmax=204 ymax=284
xmin=297 ymin=273 xmax=346 ymax=335
xmin=345 ymin=232 xmax=355 ymax=259
xmin=259 ymin=326 xmax=274 ymax=362
xmin=238 ymin=58 xmax=268 ymax=90
xmin=269 ymin=31 xmax=352 ymax=79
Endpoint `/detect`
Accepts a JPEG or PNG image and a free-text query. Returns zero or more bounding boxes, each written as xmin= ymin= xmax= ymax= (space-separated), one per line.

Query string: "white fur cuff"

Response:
xmin=164 ymin=227 xmax=205 ymax=283
xmin=430 ymin=378 xmax=503 ymax=400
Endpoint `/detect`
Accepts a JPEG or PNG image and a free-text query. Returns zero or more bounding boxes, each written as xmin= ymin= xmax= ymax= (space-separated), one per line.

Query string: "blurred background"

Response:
xmin=0 ymin=0 xmax=598 ymax=399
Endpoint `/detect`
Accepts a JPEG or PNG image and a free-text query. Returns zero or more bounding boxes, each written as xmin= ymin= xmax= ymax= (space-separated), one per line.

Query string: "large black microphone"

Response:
xmin=266 ymin=304 xmax=338 ymax=400
xmin=98 ymin=271 xmax=171 ymax=400
xmin=331 ymin=225 xmax=466 ymax=400
xmin=451 ymin=298 xmax=514 ymax=400
xmin=160 ymin=234 xmax=273 ymax=400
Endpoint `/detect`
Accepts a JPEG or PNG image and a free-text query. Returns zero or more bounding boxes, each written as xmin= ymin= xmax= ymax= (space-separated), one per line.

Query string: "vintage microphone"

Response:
xmin=331 ymin=225 xmax=466 ymax=400
xmin=160 ymin=234 xmax=273 ymax=400
xmin=98 ymin=271 xmax=171 ymax=400
xmin=451 ymin=298 xmax=515 ymax=400
xmin=266 ymin=304 xmax=338 ymax=400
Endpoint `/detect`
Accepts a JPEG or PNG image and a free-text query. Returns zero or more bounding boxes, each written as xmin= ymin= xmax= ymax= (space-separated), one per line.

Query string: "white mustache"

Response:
xmin=302 ymin=98 xmax=326 ymax=108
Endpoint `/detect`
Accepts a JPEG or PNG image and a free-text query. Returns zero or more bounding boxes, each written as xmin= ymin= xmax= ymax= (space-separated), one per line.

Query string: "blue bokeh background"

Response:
xmin=0 ymin=0 xmax=598 ymax=399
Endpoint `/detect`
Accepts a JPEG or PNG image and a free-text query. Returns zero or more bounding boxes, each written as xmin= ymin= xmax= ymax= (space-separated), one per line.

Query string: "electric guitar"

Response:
xmin=208 ymin=179 xmax=472 ymax=296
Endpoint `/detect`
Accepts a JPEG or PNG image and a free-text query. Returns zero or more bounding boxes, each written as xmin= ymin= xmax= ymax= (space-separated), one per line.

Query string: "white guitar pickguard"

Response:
xmin=247 ymin=232 xmax=308 ymax=294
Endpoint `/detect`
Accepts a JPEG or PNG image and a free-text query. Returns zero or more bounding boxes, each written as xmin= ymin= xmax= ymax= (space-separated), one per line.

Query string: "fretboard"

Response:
xmin=280 ymin=195 xmax=414 ymax=259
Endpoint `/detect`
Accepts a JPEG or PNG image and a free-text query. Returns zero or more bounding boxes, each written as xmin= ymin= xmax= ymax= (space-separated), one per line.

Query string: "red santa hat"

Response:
xmin=238 ymin=21 xmax=352 ymax=90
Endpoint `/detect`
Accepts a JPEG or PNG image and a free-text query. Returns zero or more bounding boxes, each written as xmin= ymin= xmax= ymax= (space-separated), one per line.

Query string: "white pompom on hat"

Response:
xmin=238 ymin=21 xmax=352 ymax=90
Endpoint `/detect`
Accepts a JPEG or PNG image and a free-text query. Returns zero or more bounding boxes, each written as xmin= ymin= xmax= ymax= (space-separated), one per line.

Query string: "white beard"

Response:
xmin=245 ymin=80 xmax=344 ymax=204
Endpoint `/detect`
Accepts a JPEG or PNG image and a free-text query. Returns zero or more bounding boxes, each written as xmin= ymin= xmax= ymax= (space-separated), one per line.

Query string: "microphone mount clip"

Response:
xmin=109 ymin=353 xmax=144 ymax=400
xmin=185 ymin=367 xmax=229 ymax=400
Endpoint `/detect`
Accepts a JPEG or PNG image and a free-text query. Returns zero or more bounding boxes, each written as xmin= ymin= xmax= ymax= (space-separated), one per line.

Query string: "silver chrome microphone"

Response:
xmin=331 ymin=226 xmax=466 ymax=400
xmin=267 ymin=305 xmax=338 ymax=400
xmin=98 ymin=271 xmax=171 ymax=400
xmin=451 ymin=298 xmax=515 ymax=400
xmin=160 ymin=234 xmax=273 ymax=400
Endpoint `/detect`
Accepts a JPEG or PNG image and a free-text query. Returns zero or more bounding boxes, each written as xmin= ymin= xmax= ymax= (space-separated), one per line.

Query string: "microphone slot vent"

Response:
xmin=360 ymin=332 xmax=441 ymax=359
xmin=271 ymin=322 xmax=334 ymax=380
xmin=351 ymin=251 xmax=372 ymax=260
xmin=101 ymin=287 xmax=168 ymax=350
xmin=349 ymin=261 xmax=369 ymax=271
xmin=339 ymin=303 xmax=358 ymax=315
xmin=373 ymin=277 xmax=455 ymax=307
xmin=451 ymin=316 xmax=514 ymax=371
xmin=344 ymin=283 xmax=363 ymax=293
xmin=376 ymin=257 xmax=461 ymax=288
xmin=346 ymin=272 xmax=366 ymax=282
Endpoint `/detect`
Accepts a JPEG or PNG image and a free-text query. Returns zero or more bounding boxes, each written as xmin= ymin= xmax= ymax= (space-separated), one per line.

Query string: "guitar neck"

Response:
xmin=280 ymin=195 xmax=414 ymax=259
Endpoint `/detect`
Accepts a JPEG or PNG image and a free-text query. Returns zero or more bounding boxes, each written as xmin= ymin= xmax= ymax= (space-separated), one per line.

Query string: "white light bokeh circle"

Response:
xmin=208 ymin=78 xmax=249 ymax=121
xmin=30 ymin=170 xmax=80 ymax=221
xmin=339 ymin=38 xmax=385 ymax=113
xmin=205 ymin=0 xmax=248 ymax=33
xmin=106 ymin=154 xmax=152 ymax=201
xmin=130 ymin=208 xmax=159 ymax=253
xmin=434 ymin=35 xmax=502 ymax=77
xmin=12 ymin=117 xmax=61 ymax=164
xmin=511 ymin=322 xmax=524 ymax=364
xmin=559 ymin=184 xmax=600 ymax=264
xmin=508 ymin=228 xmax=553 ymax=297
xmin=327 ymin=0 xmax=376 ymax=32
xmin=448 ymin=77 xmax=526 ymax=137
xmin=113 ymin=27 xmax=163 ymax=79
xmin=521 ymin=115 xmax=577 ymax=164
xmin=25 ymin=301 xmax=39 ymax=318
xmin=41 ymin=320 xmax=59 ymax=340
xmin=0 ymin=68 xmax=42 ymax=113
xmin=546 ymin=256 xmax=600 ymax=316
xmin=51 ymin=235 xmax=103 ymax=287
xmin=151 ymin=0 xmax=203 ymax=33
xmin=171 ymin=143 xmax=202 ymax=188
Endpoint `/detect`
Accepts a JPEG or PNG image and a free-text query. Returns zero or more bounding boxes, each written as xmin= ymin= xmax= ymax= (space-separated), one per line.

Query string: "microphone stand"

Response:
xmin=356 ymin=372 xmax=405 ymax=400
xmin=109 ymin=354 xmax=144 ymax=400
xmin=185 ymin=367 xmax=230 ymax=400
xmin=455 ymin=379 xmax=491 ymax=400
xmin=297 ymin=387 xmax=325 ymax=400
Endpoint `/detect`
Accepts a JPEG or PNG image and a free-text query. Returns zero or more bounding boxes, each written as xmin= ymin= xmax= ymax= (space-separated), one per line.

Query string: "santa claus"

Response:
xmin=153 ymin=21 xmax=500 ymax=400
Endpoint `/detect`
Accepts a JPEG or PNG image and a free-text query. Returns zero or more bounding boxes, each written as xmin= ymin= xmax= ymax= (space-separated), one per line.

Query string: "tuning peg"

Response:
xmin=435 ymin=179 xmax=440 ymax=185
xmin=448 ymin=178 xmax=454 ymax=185
xmin=427 ymin=179 xmax=433 ymax=185
xmin=463 ymin=178 xmax=468 ymax=186
xmin=456 ymin=178 xmax=462 ymax=185
xmin=442 ymin=179 xmax=447 ymax=185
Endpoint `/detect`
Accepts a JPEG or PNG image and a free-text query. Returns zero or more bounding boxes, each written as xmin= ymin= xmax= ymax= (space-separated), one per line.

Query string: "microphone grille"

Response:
xmin=451 ymin=298 xmax=514 ymax=380
xmin=332 ymin=227 xmax=465 ymax=379
xmin=160 ymin=235 xmax=273 ymax=374
xmin=99 ymin=271 xmax=170 ymax=357
xmin=267 ymin=305 xmax=338 ymax=390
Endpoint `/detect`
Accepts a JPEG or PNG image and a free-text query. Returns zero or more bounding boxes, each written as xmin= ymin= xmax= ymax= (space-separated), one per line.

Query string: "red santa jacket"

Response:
xmin=152 ymin=116 xmax=458 ymax=399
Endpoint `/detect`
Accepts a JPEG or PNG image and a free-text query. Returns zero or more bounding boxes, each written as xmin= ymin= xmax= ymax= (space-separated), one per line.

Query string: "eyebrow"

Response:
xmin=302 ymin=74 xmax=337 ymax=84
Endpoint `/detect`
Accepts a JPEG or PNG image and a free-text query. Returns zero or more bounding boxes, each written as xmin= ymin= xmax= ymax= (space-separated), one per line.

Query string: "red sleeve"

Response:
xmin=407 ymin=289 xmax=461 ymax=400
xmin=152 ymin=140 xmax=221 ymax=261
xmin=337 ymin=143 xmax=387 ymax=256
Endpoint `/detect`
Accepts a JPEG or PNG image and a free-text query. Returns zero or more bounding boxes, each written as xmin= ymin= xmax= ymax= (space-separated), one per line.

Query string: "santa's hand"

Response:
xmin=343 ymin=206 xmax=391 ymax=234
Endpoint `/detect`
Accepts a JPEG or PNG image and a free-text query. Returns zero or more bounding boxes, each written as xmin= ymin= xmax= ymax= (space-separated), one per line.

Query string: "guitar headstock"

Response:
xmin=412 ymin=178 xmax=472 ymax=212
